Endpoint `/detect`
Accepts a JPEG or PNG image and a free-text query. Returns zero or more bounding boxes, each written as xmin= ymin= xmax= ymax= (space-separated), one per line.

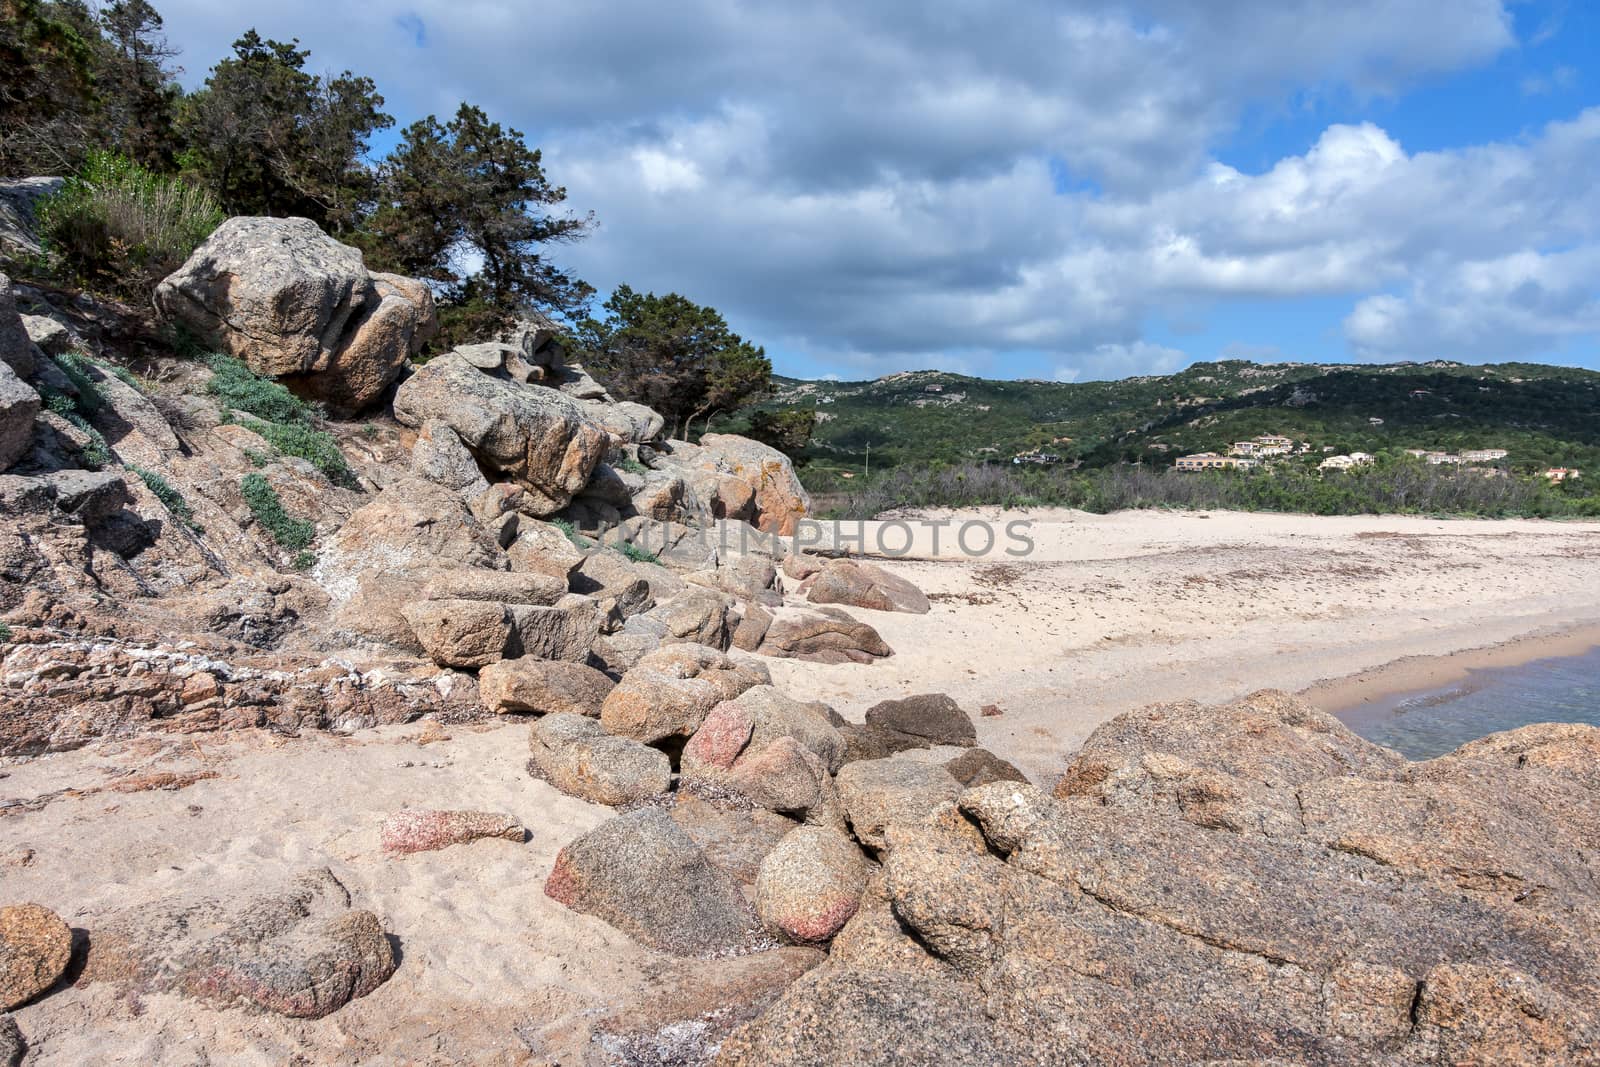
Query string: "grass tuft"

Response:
xmin=241 ymin=473 xmax=315 ymax=551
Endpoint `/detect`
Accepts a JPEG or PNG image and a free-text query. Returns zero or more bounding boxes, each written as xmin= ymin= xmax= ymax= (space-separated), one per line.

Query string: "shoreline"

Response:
xmin=1299 ymin=620 xmax=1600 ymax=718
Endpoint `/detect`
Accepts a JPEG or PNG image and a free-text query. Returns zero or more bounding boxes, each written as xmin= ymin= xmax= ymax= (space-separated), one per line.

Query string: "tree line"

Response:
xmin=1 ymin=0 xmax=788 ymax=442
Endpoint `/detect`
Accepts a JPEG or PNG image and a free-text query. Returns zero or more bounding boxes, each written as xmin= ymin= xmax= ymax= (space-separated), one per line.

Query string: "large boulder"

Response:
xmin=0 ymin=904 xmax=71 ymax=1011
xmin=863 ymin=693 xmax=976 ymax=748
xmin=527 ymin=713 xmax=672 ymax=807
xmin=0 ymin=362 xmax=40 ymax=473
xmin=801 ymin=559 xmax=930 ymax=614
xmin=683 ymin=685 xmax=846 ymax=778
xmin=80 ymin=867 xmax=395 ymax=1019
xmin=155 ymin=217 xmax=437 ymax=413
xmin=400 ymin=595 xmax=599 ymax=669
xmin=479 ymin=658 xmax=614 ymax=715
xmin=393 ymin=352 xmax=608 ymax=515
xmin=757 ymin=605 xmax=892 ymax=664
xmin=544 ymin=808 xmax=764 ymax=956
xmin=693 ymin=434 xmax=811 ymax=535
xmin=410 ymin=419 xmax=489 ymax=496
xmin=755 ymin=826 xmax=872 ymax=945
xmin=600 ymin=643 xmax=770 ymax=744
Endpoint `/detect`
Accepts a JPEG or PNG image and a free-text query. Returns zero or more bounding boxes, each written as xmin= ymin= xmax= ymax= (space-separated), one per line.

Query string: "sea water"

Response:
xmin=1336 ymin=645 xmax=1600 ymax=760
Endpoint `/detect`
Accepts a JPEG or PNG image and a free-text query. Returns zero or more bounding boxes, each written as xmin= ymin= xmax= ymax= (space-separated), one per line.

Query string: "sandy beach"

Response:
xmin=765 ymin=508 xmax=1600 ymax=780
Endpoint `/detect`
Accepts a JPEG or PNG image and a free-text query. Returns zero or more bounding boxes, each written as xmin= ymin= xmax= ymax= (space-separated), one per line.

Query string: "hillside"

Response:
xmin=724 ymin=360 xmax=1600 ymax=480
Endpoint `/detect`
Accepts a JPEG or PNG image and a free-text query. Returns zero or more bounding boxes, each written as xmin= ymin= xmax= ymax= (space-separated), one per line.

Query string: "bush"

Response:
xmin=128 ymin=464 xmax=200 ymax=531
xmin=0 ymin=623 xmax=11 ymax=643
xmin=36 ymin=151 xmax=223 ymax=297
xmin=619 ymin=542 xmax=661 ymax=565
xmin=241 ymin=473 xmax=315 ymax=550
xmin=206 ymin=355 xmax=311 ymax=424
xmin=40 ymin=387 xmax=112 ymax=469
xmin=51 ymin=352 xmax=105 ymax=413
xmin=238 ymin=417 xmax=358 ymax=487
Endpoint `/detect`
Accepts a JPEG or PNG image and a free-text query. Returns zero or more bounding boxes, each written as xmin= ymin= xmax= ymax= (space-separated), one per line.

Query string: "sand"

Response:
xmin=766 ymin=509 xmax=1600 ymax=780
xmin=3 ymin=507 xmax=1598 ymax=1061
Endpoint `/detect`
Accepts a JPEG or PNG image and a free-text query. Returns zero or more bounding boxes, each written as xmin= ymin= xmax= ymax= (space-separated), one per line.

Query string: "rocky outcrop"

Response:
xmin=689 ymin=434 xmax=811 ymax=535
xmin=834 ymin=757 xmax=965 ymax=851
xmin=544 ymin=808 xmax=765 ymax=956
xmin=0 ymin=274 xmax=38 ymax=378
xmin=801 ymin=558 xmax=930 ymax=614
xmin=81 ymin=867 xmax=395 ymax=1019
xmin=0 ymin=904 xmax=71 ymax=1011
xmin=726 ymin=692 xmax=1600 ymax=1065
xmin=154 ymin=217 xmax=437 ymax=413
xmin=379 ymin=809 xmax=525 ymax=854
xmin=400 ymin=595 xmax=600 ymax=669
xmin=393 ymin=352 xmax=609 ymax=516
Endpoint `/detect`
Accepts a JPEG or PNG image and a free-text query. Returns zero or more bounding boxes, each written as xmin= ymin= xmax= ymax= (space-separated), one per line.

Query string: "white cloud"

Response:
xmin=149 ymin=0 xmax=1600 ymax=377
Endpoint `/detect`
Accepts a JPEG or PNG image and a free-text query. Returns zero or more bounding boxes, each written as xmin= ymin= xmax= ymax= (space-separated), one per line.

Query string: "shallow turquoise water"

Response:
xmin=1335 ymin=645 xmax=1600 ymax=761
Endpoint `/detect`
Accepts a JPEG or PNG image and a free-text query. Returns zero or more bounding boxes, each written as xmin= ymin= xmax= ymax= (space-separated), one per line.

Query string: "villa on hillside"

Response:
xmin=1230 ymin=434 xmax=1295 ymax=458
xmin=1460 ymin=449 xmax=1509 ymax=462
xmin=1318 ymin=452 xmax=1375 ymax=471
xmin=1545 ymin=468 xmax=1583 ymax=482
xmin=1176 ymin=452 xmax=1259 ymax=472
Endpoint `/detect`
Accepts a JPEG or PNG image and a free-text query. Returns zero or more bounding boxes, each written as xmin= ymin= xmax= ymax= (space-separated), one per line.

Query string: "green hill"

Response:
xmin=717 ymin=360 xmax=1600 ymax=484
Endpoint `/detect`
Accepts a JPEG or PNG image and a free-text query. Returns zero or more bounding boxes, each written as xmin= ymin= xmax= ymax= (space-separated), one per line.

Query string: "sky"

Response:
xmin=155 ymin=0 xmax=1600 ymax=383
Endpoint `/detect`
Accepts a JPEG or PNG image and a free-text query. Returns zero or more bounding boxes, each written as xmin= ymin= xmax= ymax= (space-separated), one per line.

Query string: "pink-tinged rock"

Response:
xmin=380 ymin=809 xmax=525 ymax=855
xmin=755 ymin=826 xmax=871 ymax=944
xmin=681 ymin=700 xmax=756 ymax=773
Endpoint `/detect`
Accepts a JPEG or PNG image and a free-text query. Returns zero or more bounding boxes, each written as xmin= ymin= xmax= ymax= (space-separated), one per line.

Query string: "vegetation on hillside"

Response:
xmin=575 ymin=284 xmax=771 ymax=440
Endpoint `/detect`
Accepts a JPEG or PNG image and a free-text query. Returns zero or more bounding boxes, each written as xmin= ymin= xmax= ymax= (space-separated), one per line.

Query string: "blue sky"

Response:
xmin=158 ymin=0 xmax=1600 ymax=382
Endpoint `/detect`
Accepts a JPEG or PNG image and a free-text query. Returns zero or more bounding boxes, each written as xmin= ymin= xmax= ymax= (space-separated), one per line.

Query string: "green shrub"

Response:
xmin=128 ymin=464 xmax=200 ymax=531
xmin=238 ymin=417 xmax=358 ymax=487
xmin=36 ymin=151 xmax=223 ymax=298
xmin=291 ymin=550 xmax=317 ymax=571
xmin=615 ymin=455 xmax=647 ymax=475
xmin=549 ymin=517 xmax=590 ymax=548
xmin=0 ymin=623 xmax=11 ymax=643
xmin=241 ymin=473 xmax=315 ymax=551
xmin=40 ymin=387 xmax=112 ymax=469
xmin=619 ymin=542 xmax=661 ymax=565
xmin=52 ymin=351 xmax=105 ymax=413
xmin=206 ymin=355 xmax=311 ymax=424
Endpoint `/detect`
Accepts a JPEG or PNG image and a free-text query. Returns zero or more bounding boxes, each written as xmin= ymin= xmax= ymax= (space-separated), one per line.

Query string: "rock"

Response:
xmin=717 ymin=966 xmax=1031 ymax=1065
xmin=585 ymin=947 xmax=822 ymax=1066
xmin=21 ymin=315 xmax=71 ymax=355
xmin=802 ymin=558 xmax=930 ymax=614
xmin=667 ymin=794 xmax=796 ymax=894
xmin=393 ymin=352 xmax=608 ymax=515
xmin=758 ymin=605 xmax=891 ymax=664
xmin=684 ymin=685 xmax=846 ymax=777
xmin=686 ymin=434 xmax=811 ymax=535
xmin=0 ymin=362 xmax=40 ymax=473
xmin=527 ymin=713 xmax=671 ymax=806
xmin=40 ymin=470 xmax=129 ymax=523
xmin=506 ymin=518 xmax=586 ymax=579
xmin=944 ymin=748 xmax=1028 ymax=787
xmin=509 ymin=596 xmax=603 ymax=662
xmin=650 ymin=587 xmax=735 ymax=649
xmin=721 ymin=737 xmax=845 ymax=828
xmin=835 ymin=758 xmax=965 ymax=852
xmin=401 ymin=598 xmax=517 ymax=669
xmin=630 ymin=470 xmax=688 ymax=522
xmin=0 ymin=1013 xmax=21 ymax=1066
xmin=574 ymin=545 xmax=685 ymax=601
xmin=781 ymin=552 xmax=824 ymax=581
xmin=0 ymin=179 xmax=63 ymax=258
xmin=731 ymin=602 xmax=773 ymax=651
xmin=379 ymin=809 xmax=524 ymax=854
xmin=81 ymin=867 xmax=394 ymax=1019
xmin=410 ymin=419 xmax=489 ymax=495
xmin=0 ymin=904 xmax=72 ymax=1011
xmin=419 ymin=568 xmax=566 ymax=606
xmin=0 ymin=275 xmax=37 ymax=377
xmin=600 ymin=643 xmax=770 ymax=744
xmin=864 ymin=693 xmax=977 ymax=748
xmin=479 ymin=658 xmax=614 ymax=715
xmin=755 ymin=826 xmax=871 ymax=944
xmin=544 ymin=808 xmax=763 ymax=956
xmin=324 ymin=477 xmax=506 ymax=646
xmin=582 ymin=398 xmax=665 ymax=444
xmin=613 ymin=516 xmax=720 ymax=572
xmin=155 ymin=217 xmax=436 ymax=412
